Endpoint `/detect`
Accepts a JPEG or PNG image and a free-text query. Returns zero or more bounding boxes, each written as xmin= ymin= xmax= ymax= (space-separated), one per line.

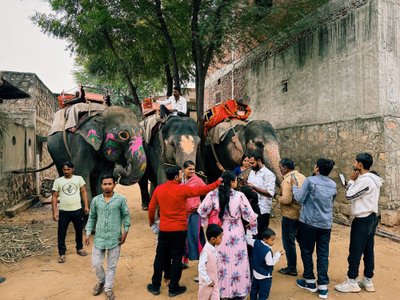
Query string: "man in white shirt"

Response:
xmin=52 ymin=161 xmax=89 ymax=263
xmin=247 ymin=150 xmax=276 ymax=239
xmin=157 ymin=87 xmax=187 ymax=117
xmin=335 ymin=153 xmax=383 ymax=294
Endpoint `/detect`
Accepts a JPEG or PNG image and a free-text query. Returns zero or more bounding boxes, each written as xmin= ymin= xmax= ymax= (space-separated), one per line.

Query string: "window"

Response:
xmin=281 ymin=80 xmax=288 ymax=93
xmin=12 ymin=136 xmax=16 ymax=145
xmin=215 ymin=91 xmax=222 ymax=103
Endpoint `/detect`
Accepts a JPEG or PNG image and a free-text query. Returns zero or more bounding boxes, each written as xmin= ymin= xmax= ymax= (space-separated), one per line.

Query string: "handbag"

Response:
xmin=208 ymin=203 xmax=222 ymax=226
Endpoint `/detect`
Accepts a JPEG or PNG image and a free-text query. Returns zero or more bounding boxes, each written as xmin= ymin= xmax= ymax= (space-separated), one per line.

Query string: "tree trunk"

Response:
xmin=154 ymin=0 xmax=181 ymax=91
xmin=164 ymin=62 xmax=173 ymax=97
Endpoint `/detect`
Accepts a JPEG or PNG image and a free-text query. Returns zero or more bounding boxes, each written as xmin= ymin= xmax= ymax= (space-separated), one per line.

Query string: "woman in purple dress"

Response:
xmin=198 ymin=171 xmax=258 ymax=299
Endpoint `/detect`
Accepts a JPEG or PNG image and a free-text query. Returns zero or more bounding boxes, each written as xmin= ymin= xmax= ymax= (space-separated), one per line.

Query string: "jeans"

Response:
xmin=298 ymin=222 xmax=331 ymax=285
xmin=92 ymin=246 xmax=121 ymax=291
xmin=257 ymin=213 xmax=270 ymax=239
xmin=151 ymin=230 xmax=187 ymax=293
xmin=250 ymin=277 xmax=272 ymax=300
xmin=57 ymin=209 xmax=84 ymax=255
xmin=347 ymin=213 xmax=378 ymax=279
xmin=281 ymin=216 xmax=300 ymax=271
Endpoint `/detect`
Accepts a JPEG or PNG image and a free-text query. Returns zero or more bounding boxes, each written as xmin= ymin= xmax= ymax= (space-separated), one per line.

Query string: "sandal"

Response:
xmin=92 ymin=281 xmax=105 ymax=296
xmin=58 ymin=255 xmax=66 ymax=263
xmin=105 ymin=290 xmax=115 ymax=300
xmin=77 ymin=249 xmax=88 ymax=256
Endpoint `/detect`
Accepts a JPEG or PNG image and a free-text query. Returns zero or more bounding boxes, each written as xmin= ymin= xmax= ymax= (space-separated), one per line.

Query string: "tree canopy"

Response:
xmin=33 ymin=0 xmax=328 ymax=119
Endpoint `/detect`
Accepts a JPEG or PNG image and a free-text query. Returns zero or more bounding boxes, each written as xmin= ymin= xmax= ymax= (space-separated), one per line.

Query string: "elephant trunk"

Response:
xmin=114 ymin=137 xmax=147 ymax=185
xmin=263 ymin=141 xmax=283 ymax=185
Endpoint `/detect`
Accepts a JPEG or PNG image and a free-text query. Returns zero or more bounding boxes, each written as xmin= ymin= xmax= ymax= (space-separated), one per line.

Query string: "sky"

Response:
xmin=0 ymin=0 xmax=76 ymax=93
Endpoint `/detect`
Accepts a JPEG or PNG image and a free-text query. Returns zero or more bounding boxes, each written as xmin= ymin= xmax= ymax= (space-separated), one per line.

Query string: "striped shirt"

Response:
xmin=85 ymin=192 xmax=130 ymax=249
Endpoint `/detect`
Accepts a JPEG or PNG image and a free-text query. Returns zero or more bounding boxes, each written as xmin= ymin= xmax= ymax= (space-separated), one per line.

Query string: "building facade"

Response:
xmin=0 ymin=71 xmax=58 ymax=217
xmin=205 ymin=0 xmax=400 ymax=226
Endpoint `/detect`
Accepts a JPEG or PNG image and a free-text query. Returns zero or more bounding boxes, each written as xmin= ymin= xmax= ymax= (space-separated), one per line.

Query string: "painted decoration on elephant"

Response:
xmin=129 ymin=136 xmax=146 ymax=172
xmin=104 ymin=132 xmax=120 ymax=158
xmin=87 ymin=129 xmax=100 ymax=144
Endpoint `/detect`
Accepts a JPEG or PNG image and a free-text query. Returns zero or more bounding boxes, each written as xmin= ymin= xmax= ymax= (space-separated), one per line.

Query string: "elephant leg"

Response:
xmin=156 ymin=164 xmax=167 ymax=186
xmin=138 ymin=175 xmax=150 ymax=210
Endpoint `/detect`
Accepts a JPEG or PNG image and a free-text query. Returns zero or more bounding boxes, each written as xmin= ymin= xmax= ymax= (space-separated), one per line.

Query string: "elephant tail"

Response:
xmin=11 ymin=162 xmax=56 ymax=174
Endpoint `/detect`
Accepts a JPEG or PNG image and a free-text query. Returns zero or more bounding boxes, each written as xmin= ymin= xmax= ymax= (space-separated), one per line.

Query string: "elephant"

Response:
xmin=139 ymin=116 xmax=201 ymax=209
xmin=48 ymin=106 xmax=147 ymax=202
xmin=205 ymin=120 xmax=283 ymax=184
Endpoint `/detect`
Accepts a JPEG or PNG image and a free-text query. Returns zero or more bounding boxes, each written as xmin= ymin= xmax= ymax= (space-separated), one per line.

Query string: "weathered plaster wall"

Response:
xmin=246 ymin=0 xmax=378 ymax=127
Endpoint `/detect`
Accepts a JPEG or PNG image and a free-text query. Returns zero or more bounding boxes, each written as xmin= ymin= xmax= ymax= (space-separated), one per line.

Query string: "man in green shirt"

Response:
xmin=85 ymin=175 xmax=131 ymax=300
xmin=52 ymin=161 xmax=89 ymax=263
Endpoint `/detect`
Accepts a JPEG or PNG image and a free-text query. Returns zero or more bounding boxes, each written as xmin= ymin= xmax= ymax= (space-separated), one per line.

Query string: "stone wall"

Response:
xmin=276 ymin=117 xmax=389 ymax=225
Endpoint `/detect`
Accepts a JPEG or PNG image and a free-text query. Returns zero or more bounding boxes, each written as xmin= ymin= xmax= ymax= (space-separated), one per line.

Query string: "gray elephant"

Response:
xmin=48 ymin=106 xmax=146 ymax=201
xmin=139 ymin=116 xmax=201 ymax=208
xmin=205 ymin=120 xmax=283 ymax=184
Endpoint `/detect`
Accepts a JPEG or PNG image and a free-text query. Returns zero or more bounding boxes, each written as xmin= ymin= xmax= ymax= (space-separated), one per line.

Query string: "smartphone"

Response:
xmin=291 ymin=174 xmax=298 ymax=185
xmin=339 ymin=173 xmax=346 ymax=186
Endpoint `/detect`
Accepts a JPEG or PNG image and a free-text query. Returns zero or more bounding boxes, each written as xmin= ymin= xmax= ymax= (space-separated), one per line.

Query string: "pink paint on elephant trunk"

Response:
xmin=114 ymin=140 xmax=147 ymax=185
xmin=263 ymin=142 xmax=283 ymax=185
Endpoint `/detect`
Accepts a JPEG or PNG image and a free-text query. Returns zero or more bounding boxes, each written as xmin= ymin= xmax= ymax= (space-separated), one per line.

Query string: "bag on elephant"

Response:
xmin=203 ymin=99 xmax=251 ymax=136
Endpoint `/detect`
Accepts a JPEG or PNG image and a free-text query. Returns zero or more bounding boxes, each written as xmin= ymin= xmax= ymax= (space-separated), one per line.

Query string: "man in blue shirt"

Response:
xmin=292 ymin=158 xmax=336 ymax=299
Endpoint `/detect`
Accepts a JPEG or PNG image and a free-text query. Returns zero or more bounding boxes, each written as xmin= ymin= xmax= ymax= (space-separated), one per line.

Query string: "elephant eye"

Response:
xmin=118 ymin=130 xmax=130 ymax=141
xmin=255 ymin=141 xmax=264 ymax=148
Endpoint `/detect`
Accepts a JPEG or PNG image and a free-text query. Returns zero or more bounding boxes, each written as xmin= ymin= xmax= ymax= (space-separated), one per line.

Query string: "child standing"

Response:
xmin=198 ymin=224 xmax=223 ymax=300
xmin=246 ymin=228 xmax=284 ymax=300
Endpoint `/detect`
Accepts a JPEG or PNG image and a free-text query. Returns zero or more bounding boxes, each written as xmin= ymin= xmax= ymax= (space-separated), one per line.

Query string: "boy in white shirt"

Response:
xmin=198 ymin=224 xmax=223 ymax=300
xmin=335 ymin=153 xmax=383 ymax=293
xmin=246 ymin=228 xmax=284 ymax=300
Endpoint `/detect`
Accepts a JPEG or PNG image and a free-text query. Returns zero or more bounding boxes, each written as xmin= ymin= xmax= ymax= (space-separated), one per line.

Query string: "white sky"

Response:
xmin=0 ymin=0 xmax=76 ymax=93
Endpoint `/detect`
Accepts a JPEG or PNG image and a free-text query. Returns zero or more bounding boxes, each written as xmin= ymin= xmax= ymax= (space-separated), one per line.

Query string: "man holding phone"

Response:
xmin=335 ymin=153 xmax=383 ymax=293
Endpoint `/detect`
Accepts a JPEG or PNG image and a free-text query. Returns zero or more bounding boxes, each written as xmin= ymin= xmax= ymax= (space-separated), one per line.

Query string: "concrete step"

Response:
xmin=5 ymin=195 xmax=39 ymax=217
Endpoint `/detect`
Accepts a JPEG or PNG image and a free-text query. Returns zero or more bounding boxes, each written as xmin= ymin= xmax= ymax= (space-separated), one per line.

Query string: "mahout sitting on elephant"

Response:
xmin=48 ymin=106 xmax=147 ymax=202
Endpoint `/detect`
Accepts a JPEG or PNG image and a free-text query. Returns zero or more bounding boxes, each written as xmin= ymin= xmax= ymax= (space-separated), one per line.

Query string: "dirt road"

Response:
xmin=0 ymin=184 xmax=399 ymax=299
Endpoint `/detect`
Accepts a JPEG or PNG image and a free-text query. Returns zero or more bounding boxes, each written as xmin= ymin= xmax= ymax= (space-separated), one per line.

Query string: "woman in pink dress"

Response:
xmin=198 ymin=171 xmax=258 ymax=299
xmin=182 ymin=160 xmax=206 ymax=267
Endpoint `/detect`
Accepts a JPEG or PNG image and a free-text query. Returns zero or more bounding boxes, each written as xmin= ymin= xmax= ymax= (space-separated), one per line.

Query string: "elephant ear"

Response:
xmin=78 ymin=117 xmax=103 ymax=151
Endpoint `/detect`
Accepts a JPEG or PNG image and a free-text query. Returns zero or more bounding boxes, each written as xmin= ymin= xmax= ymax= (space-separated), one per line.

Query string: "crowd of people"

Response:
xmin=50 ymin=151 xmax=382 ymax=300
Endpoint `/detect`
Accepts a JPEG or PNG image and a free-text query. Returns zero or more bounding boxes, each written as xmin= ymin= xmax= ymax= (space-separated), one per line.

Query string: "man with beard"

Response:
xmin=147 ymin=165 xmax=222 ymax=297
xmin=247 ymin=150 xmax=276 ymax=238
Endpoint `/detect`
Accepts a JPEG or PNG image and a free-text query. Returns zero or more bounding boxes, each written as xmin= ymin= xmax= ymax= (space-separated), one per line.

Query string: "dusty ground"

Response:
xmin=0 ymin=184 xmax=399 ymax=300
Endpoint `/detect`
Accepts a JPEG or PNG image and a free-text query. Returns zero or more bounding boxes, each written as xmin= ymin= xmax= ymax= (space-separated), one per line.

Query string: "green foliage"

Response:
xmin=32 ymin=0 xmax=193 ymax=103
xmin=32 ymin=0 xmax=328 ymax=113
